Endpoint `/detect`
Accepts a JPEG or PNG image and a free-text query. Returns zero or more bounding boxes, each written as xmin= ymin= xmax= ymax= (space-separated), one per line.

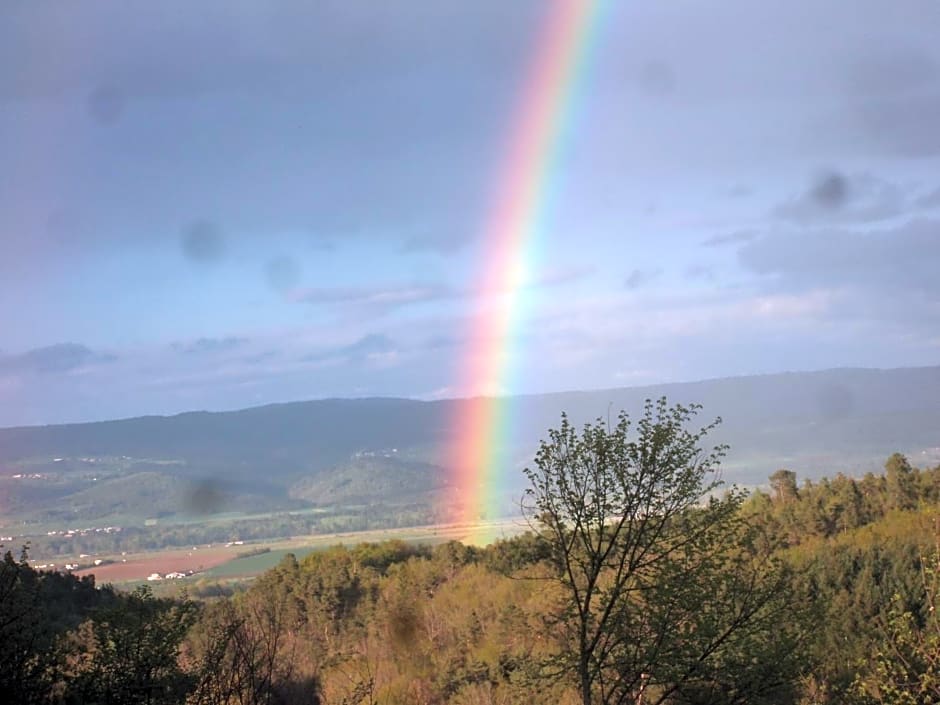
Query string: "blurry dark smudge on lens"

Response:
xmin=809 ymin=171 xmax=849 ymax=210
xmin=181 ymin=220 xmax=226 ymax=264
xmin=184 ymin=478 xmax=226 ymax=515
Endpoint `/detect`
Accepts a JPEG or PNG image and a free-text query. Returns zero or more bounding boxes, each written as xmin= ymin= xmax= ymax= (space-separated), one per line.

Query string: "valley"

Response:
xmin=3 ymin=366 xmax=939 ymax=560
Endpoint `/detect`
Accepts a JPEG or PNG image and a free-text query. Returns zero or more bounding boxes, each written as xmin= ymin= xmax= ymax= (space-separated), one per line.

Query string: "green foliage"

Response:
xmin=850 ymin=541 xmax=940 ymax=704
xmin=350 ymin=539 xmax=432 ymax=574
xmin=59 ymin=585 xmax=197 ymax=704
xmin=750 ymin=464 xmax=940 ymax=703
xmin=185 ymin=578 xmax=318 ymax=705
xmin=745 ymin=456 xmax=940 ymax=551
xmin=24 ymin=502 xmax=442 ymax=559
xmin=6 ymin=405 xmax=940 ymax=705
xmin=289 ymin=456 xmax=446 ymax=506
xmin=481 ymin=532 xmax=552 ymax=574
xmin=523 ymin=399 xmax=799 ymax=705
xmin=0 ymin=546 xmax=56 ymax=704
xmin=0 ymin=546 xmax=115 ymax=704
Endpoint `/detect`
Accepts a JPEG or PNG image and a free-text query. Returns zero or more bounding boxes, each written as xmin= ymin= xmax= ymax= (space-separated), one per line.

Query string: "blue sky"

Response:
xmin=2 ymin=0 xmax=940 ymax=426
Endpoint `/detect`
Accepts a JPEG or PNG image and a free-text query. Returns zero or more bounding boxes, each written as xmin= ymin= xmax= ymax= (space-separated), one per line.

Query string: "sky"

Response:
xmin=1 ymin=0 xmax=939 ymax=427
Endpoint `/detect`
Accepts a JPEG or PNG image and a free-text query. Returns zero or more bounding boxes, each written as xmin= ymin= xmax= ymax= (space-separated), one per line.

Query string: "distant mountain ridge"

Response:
xmin=2 ymin=366 xmax=939 ymax=527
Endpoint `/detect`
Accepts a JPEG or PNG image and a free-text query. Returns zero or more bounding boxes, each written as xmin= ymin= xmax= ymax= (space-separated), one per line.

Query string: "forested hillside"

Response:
xmin=4 ymin=406 xmax=940 ymax=704
xmin=3 ymin=366 xmax=940 ymax=540
xmin=3 ymin=467 xmax=939 ymax=704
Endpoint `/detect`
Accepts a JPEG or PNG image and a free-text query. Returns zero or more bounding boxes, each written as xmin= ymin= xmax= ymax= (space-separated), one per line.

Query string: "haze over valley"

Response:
xmin=3 ymin=365 xmax=938 ymax=554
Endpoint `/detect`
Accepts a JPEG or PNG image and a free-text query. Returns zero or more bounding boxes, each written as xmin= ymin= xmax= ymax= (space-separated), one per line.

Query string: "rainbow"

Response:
xmin=450 ymin=0 xmax=609 ymax=531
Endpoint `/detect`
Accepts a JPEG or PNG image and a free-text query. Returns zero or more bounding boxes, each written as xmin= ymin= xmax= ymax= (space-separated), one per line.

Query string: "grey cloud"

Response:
xmin=423 ymin=334 xmax=459 ymax=351
xmin=292 ymin=267 xmax=582 ymax=313
xmin=4 ymin=0 xmax=938 ymax=274
xmin=340 ymin=333 xmax=395 ymax=359
xmin=303 ymin=333 xmax=396 ymax=364
xmin=529 ymin=265 xmax=596 ymax=288
xmin=836 ymin=38 xmax=940 ymax=158
xmin=845 ymin=46 xmax=938 ymax=99
xmin=915 ymin=187 xmax=940 ymax=210
xmin=0 ymin=3 xmax=536 ymax=104
xmin=400 ymin=236 xmax=469 ymax=256
xmin=702 ymin=230 xmax=756 ymax=247
xmin=307 ymin=236 xmax=337 ymax=252
xmin=0 ymin=10 xmax=497 ymax=263
xmin=294 ymin=283 xmax=454 ymax=309
xmin=855 ymin=92 xmax=940 ymax=158
xmin=0 ymin=344 xmax=117 ymax=376
xmin=0 ymin=2 xmax=508 ymax=262
xmin=242 ymin=351 xmax=278 ymax=366
xmin=624 ymin=268 xmax=660 ymax=290
xmin=684 ymin=264 xmax=714 ymax=281
xmin=773 ymin=171 xmax=905 ymax=224
xmin=174 ymin=337 xmax=247 ymax=355
xmin=739 ymin=218 xmax=940 ymax=301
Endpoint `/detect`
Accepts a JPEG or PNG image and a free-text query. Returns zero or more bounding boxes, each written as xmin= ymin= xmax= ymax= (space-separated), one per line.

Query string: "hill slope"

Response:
xmin=2 ymin=366 xmax=938 ymax=527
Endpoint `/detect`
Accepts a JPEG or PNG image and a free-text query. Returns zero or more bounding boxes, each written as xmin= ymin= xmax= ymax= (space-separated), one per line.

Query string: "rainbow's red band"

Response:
xmin=449 ymin=0 xmax=607 ymax=526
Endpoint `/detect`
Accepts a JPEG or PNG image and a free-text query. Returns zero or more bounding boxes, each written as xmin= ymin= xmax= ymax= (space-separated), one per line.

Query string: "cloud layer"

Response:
xmin=1 ymin=1 xmax=939 ymax=425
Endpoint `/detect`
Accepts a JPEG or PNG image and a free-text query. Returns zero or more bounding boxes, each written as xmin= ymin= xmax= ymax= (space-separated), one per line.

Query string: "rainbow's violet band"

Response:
xmin=449 ymin=0 xmax=609 ymax=526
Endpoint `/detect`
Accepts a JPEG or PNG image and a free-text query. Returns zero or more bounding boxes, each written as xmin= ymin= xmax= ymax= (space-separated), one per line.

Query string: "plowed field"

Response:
xmin=74 ymin=547 xmax=233 ymax=582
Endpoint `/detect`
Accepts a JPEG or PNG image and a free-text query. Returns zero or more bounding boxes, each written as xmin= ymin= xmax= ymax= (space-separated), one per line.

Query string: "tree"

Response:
xmin=61 ymin=585 xmax=197 ymax=705
xmin=0 ymin=546 xmax=113 ymax=704
xmin=523 ymin=399 xmax=798 ymax=705
xmin=185 ymin=572 xmax=317 ymax=705
xmin=769 ymin=470 xmax=799 ymax=504
xmin=852 ymin=535 xmax=940 ymax=704
xmin=885 ymin=453 xmax=918 ymax=512
xmin=828 ymin=473 xmax=864 ymax=534
xmin=0 ymin=547 xmax=50 ymax=704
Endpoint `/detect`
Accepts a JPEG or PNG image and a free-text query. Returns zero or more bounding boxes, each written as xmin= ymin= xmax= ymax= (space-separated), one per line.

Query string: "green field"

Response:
xmin=203 ymin=547 xmax=324 ymax=577
xmin=84 ymin=519 xmax=530 ymax=591
xmin=197 ymin=520 xmax=529 ymax=578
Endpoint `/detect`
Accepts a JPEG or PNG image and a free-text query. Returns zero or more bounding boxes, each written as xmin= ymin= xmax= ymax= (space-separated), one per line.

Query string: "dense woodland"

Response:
xmin=3 ymin=404 xmax=940 ymax=704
